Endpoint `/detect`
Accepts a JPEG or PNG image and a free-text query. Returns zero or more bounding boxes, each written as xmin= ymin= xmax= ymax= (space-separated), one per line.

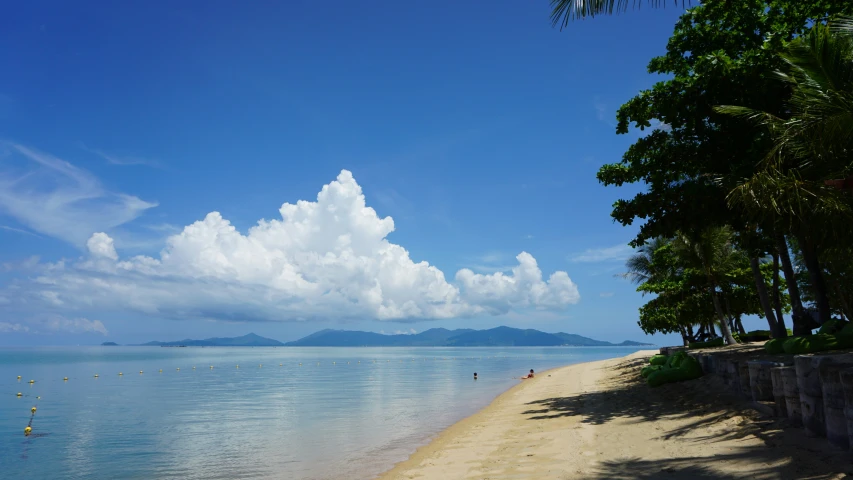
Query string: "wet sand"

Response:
xmin=377 ymin=350 xmax=853 ymax=479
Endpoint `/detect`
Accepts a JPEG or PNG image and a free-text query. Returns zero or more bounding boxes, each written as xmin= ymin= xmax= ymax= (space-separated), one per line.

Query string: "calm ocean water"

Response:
xmin=0 ymin=346 xmax=643 ymax=479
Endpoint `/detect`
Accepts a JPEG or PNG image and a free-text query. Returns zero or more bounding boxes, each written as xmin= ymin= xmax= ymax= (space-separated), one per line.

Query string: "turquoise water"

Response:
xmin=0 ymin=346 xmax=643 ymax=479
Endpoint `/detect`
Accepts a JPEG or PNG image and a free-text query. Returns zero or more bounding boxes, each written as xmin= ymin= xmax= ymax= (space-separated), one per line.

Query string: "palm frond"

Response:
xmin=550 ymin=0 xmax=689 ymax=28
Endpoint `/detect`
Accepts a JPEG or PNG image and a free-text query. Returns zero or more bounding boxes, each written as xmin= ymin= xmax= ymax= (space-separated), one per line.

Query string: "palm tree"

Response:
xmin=618 ymin=237 xmax=670 ymax=285
xmin=550 ymin=0 xmax=688 ymax=27
xmin=673 ymin=227 xmax=739 ymax=345
xmin=716 ymin=19 xmax=853 ymax=326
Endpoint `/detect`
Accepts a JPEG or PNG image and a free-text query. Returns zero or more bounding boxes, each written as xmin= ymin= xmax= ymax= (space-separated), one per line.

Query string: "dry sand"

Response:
xmin=377 ymin=350 xmax=853 ymax=480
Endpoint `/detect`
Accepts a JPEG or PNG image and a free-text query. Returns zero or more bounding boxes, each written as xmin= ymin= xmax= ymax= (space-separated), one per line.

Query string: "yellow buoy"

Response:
xmin=94 ymin=374 xmax=99 ymax=378
xmin=299 ymin=363 xmax=302 ymax=366
xmin=279 ymin=363 xmax=283 ymax=366
xmin=210 ymin=366 xmax=214 ymax=369
xmin=31 ymin=407 xmax=36 ymax=414
xmin=176 ymin=368 xmax=180 ymax=371
xmin=259 ymin=364 xmax=262 ymax=367
xmin=236 ymin=365 xmax=239 ymax=368
xmin=16 ymin=392 xmax=22 ymax=397
xmin=159 ymin=369 xmax=163 ymax=373
xmin=140 ymin=371 xmax=143 ymax=374
xmin=63 ymin=377 xmax=68 ymax=381
xmin=17 ymin=376 xmax=21 ymax=380
xmin=36 ymin=396 xmax=40 ymax=399
xmin=192 ymin=366 xmax=196 ymax=370
xmin=119 ymin=372 xmax=123 ymax=376
xmin=333 ymin=362 xmax=336 ymax=365
xmin=24 ymin=426 xmax=31 ymax=435
xmin=28 ymin=380 xmax=34 ymax=384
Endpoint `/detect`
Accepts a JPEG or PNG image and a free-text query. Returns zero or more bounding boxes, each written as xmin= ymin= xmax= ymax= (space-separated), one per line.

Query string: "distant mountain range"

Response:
xmin=115 ymin=327 xmax=652 ymax=348
xmin=133 ymin=333 xmax=285 ymax=347
xmin=284 ymin=326 xmax=652 ymax=347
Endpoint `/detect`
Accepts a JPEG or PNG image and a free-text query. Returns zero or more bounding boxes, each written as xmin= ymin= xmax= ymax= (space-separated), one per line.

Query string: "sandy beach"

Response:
xmin=378 ymin=350 xmax=853 ymax=480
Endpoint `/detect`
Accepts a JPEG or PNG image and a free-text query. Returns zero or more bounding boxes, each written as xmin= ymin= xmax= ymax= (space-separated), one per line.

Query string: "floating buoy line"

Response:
xmin=7 ymin=354 xmax=548 ymax=439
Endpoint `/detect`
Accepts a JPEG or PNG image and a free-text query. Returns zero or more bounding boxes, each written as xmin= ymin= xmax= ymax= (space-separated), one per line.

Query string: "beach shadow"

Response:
xmin=587 ymin=451 xmax=816 ymax=480
xmin=522 ymin=358 xmax=718 ymax=426
xmin=521 ymin=358 xmax=853 ymax=479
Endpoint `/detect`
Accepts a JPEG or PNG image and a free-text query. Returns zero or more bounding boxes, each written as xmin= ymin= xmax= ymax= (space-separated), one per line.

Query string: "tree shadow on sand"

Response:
xmin=521 ymin=358 xmax=853 ymax=479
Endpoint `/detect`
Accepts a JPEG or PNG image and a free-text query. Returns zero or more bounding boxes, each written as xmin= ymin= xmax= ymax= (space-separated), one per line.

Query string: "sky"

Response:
xmin=0 ymin=1 xmax=768 ymax=346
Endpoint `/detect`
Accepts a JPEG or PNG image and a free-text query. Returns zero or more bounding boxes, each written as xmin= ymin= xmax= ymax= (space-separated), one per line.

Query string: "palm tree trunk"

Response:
xmin=797 ymin=232 xmax=831 ymax=325
xmin=749 ymin=256 xmax=783 ymax=338
xmin=735 ymin=315 xmax=747 ymax=336
xmin=776 ymin=234 xmax=810 ymax=335
xmin=710 ymin=287 xmax=738 ymax=345
xmin=771 ymin=253 xmax=787 ymax=337
xmin=831 ymin=277 xmax=851 ymax=321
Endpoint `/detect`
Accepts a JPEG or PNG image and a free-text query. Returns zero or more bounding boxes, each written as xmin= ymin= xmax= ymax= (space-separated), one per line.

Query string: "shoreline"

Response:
xmin=376 ymin=349 xmax=853 ymax=479
xmin=375 ymin=351 xmax=653 ymax=479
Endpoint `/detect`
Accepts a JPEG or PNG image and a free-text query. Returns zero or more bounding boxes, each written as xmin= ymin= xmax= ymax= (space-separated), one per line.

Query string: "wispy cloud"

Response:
xmin=0 ymin=316 xmax=107 ymax=335
xmin=0 ymin=225 xmax=42 ymax=238
xmin=0 ymin=142 xmax=158 ymax=247
xmin=79 ymin=142 xmax=161 ymax=167
xmin=593 ymin=97 xmax=615 ymax=127
xmin=569 ymin=243 xmax=634 ymax=263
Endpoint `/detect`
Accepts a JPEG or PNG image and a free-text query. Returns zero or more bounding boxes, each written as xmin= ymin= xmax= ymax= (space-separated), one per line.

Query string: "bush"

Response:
xmin=783 ymin=334 xmax=844 ymax=354
xmin=737 ymin=330 xmax=772 ymax=343
xmin=818 ymin=319 xmax=849 ymax=335
xmin=688 ymin=338 xmax=725 ymax=349
xmin=764 ymin=338 xmax=785 ymax=354
xmin=666 ymin=351 xmax=689 ymax=369
xmin=649 ymin=355 xmax=668 ymax=366
xmin=840 ymin=323 xmax=853 ymax=336
xmin=647 ymin=356 xmax=703 ymax=387
xmin=641 ymin=365 xmax=664 ymax=378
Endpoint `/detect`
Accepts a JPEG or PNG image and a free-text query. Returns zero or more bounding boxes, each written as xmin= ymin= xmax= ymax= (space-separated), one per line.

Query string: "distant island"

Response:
xmin=284 ymin=326 xmax=653 ymax=347
xmin=131 ymin=328 xmax=653 ymax=348
xmin=101 ymin=341 xmax=119 ymax=346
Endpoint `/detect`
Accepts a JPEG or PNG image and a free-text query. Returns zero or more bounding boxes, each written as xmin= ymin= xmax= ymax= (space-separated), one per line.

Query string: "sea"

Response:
xmin=0 ymin=346 xmax=645 ymax=479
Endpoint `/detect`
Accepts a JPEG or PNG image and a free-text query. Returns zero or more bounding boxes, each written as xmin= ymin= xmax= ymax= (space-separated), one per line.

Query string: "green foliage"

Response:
xmin=764 ymin=338 xmax=786 ymax=353
xmin=641 ymin=365 xmax=664 ymax=378
xmin=781 ymin=333 xmax=853 ymax=353
xmin=598 ymin=0 xmax=853 ymax=338
xmin=818 ymin=319 xmax=849 ymax=334
xmin=647 ymin=355 xmax=703 ymax=387
xmin=649 ymin=354 xmax=668 ymax=365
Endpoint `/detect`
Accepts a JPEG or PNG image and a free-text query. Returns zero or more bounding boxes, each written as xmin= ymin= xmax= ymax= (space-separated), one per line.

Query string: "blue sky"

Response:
xmin=0 ymin=1 xmax=761 ymax=346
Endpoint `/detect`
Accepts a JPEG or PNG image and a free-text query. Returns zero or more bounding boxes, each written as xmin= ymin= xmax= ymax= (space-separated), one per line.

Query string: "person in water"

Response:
xmin=473 ymin=372 xmax=478 ymax=380
xmin=521 ymin=369 xmax=534 ymax=379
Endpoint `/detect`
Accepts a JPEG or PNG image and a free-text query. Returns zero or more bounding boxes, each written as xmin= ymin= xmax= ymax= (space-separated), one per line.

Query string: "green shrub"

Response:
xmin=649 ymin=355 xmax=668 ymax=366
xmin=783 ymin=334 xmax=843 ymax=354
xmin=641 ymin=365 xmax=664 ymax=378
xmin=819 ymin=319 xmax=849 ymax=335
xmin=840 ymin=323 xmax=853 ymax=336
xmin=647 ymin=356 xmax=703 ymax=387
xmin=782 ymin=336 xmax=809 ymax=354
xmin=744 ymin=330 xmax=772 ymax=342
xmin=764 ymin=338 xmax=785 ymax=354
xmin=688 ymin=338 xmax=725 ymax=349
xmin=666 ymin=351 xmax=688 ymax=369
xmin=834 ymin=332 xmax=853 ymax=349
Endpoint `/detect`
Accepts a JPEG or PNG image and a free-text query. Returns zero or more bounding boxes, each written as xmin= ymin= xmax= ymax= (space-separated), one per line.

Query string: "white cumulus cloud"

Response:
xmin=8 ymin=170 xmax=580 ymax=323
